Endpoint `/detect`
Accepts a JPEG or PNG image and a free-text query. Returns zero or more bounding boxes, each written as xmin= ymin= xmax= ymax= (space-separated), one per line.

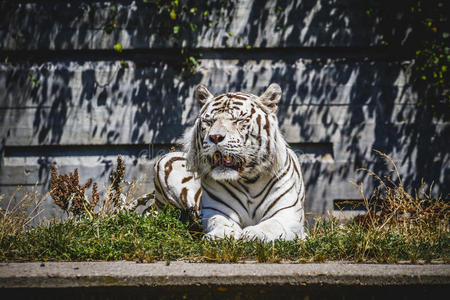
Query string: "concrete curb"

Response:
xmin=1 ymin=261 xmax=449 ymax=288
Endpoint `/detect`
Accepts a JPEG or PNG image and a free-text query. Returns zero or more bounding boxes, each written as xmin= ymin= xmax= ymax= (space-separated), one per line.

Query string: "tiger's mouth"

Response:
xmin=211 ymin=151 xmax=244 ymax=172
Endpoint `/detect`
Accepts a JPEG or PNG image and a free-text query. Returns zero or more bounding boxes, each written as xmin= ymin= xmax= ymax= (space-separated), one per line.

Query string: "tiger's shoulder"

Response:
xmin=153 ymin=151 xmax=201 ymax=213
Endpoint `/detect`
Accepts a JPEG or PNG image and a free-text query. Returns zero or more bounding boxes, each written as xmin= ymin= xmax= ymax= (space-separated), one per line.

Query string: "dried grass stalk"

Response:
xmin=0 ymin=186 xmax=46 ymax=239
xmin=353 ymin=150 xmax=449 ymax=235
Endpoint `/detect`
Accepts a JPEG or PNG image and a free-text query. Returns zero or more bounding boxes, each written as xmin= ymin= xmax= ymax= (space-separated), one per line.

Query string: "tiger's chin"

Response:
xmin=206 ymin=150 xmax=244 ymax=181
xmin=209 ymin=167 xmax=241 ymax=181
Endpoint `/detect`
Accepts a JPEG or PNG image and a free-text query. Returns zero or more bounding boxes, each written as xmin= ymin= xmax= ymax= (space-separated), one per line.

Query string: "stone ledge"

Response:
xmin=1 ymin=261 xmax=449 ymax=288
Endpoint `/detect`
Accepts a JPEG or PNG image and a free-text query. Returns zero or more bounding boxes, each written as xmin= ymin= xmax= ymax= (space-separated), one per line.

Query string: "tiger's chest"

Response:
xmin=200 ymin=173 xmax=299 ymax=227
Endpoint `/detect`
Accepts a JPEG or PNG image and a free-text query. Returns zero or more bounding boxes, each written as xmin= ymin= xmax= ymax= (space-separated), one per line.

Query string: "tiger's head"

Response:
xmin=185 ymin=83 xmax=287 ymax=181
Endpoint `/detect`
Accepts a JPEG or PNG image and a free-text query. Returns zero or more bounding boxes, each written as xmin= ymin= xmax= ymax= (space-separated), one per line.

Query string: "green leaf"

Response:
xmin=113 ymin=43 xmax=123 ymax=53
xmin=189 ymin=56 xmax=198 ymax=65
xmin=109 ymin=4 xmax=117 ymax=13
xmin=443 ymin=32 xmax=449 ymax=39
xmin=104 ymin=24 xmax=115 ymax=34
xmin=120 ymin=61 xmax=129 ymax=69
xmin=169 ymin=9 xmax=176 ymax=20
xmin=246 ymin=45 xmax=252 ymax=50
xmin=173 ymin=26 xmax=179 ymax=34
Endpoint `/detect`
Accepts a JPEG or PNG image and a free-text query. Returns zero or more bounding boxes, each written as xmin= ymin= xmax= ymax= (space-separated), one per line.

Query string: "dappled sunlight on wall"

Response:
xmin=0 ymin=0 xmax=448 ymax=222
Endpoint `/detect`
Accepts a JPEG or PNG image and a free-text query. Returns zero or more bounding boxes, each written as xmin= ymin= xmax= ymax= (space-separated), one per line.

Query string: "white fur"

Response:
xmin=154 ymin=84 xmax=306 ymax=241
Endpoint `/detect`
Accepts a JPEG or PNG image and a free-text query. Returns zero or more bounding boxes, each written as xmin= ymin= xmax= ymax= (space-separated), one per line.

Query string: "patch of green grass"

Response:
xmin=1 ymin=205 xmax=448 ymax=263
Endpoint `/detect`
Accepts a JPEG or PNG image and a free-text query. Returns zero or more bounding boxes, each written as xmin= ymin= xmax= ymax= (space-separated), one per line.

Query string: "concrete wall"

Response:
xmin=0 ymin=0 xmax=448 ymax=222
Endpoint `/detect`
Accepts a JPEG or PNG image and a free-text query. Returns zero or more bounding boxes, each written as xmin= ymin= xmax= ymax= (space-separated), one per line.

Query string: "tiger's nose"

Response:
xmin=209 ymin=134 xmax=225 ymax=144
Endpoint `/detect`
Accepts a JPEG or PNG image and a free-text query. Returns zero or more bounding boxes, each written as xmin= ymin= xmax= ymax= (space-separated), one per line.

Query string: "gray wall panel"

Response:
xmin=0 ymin=0 xmax=415 ymax=50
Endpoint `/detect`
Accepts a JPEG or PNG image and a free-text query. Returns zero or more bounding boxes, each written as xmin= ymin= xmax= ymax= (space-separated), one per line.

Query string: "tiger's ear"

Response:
xmin=260 ymin=83 xmax=282 ymax=112
xmin=195 ymin=84 xmax=213 ymax=107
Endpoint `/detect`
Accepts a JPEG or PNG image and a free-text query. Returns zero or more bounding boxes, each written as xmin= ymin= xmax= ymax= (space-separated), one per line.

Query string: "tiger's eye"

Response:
xmin=202 ymin=118 xmax=213 ymax=126
xmin=235 ymin=118 xmax=249 ymax=126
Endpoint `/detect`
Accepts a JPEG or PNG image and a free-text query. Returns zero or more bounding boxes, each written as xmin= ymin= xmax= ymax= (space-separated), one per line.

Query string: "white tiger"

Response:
xmin=154 ymin=83 xmax=306 ymax=241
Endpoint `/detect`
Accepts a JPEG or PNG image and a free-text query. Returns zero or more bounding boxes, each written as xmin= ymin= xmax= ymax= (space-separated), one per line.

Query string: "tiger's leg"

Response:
xmin=241 ymin=189 xmax=306 ymax=241
xmin=201 ymin=209 xmax=243 ymax=240
xmin=200 ymin=187 xmax=244 ymax=240
xmin=153 ymin=152 xmax=202 ymax=217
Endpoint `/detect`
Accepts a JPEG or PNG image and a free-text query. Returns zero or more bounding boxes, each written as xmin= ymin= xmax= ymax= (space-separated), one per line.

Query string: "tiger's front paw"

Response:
xmin=241 ymin=222 xmax=289 ymax=241
xmin=241 ymin=226 xmax=269 ymax=241
xmin=203 ymin=227 xmax=242 ymax=240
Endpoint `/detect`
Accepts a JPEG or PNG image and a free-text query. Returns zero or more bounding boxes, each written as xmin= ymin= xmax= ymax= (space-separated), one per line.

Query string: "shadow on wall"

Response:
xmin=0 ymin=0 xmax=448 ymax=211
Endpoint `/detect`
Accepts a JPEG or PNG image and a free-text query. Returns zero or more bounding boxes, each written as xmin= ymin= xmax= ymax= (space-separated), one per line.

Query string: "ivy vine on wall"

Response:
xmin=109 ymin=0 xmax=239 ymax=74
xmin=366 ymin=0 xmax=449 ymax=119
xmin=409 ymin=0 xmax=449 ymax=119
